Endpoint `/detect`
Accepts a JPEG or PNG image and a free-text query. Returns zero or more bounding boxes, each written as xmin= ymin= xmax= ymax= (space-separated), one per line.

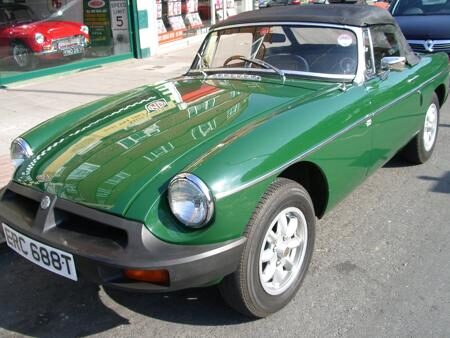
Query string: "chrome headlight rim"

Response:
xmin=80 ymin=25 xmax=89 ymax=34
xmin=168 ymin=173 xmax=214 ymax=228
xmin=10 ymin=137 xmax=33 ymax=169
xmin=34 ymin=32 xmax=44 ymax=44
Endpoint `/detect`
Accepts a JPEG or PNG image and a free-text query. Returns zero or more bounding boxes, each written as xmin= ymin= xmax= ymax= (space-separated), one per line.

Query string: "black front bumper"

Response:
xmin=0 ymin=182 xmax=245 ymax=292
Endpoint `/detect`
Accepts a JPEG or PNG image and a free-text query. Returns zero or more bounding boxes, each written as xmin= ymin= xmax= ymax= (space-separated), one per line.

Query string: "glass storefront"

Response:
xmin=157 ymin=0 xmax=254 ymax=44
xmin=0 ymin=0 xmax=258 ymax=85
xmin=0 ymin=0 xmax=133 ymax=84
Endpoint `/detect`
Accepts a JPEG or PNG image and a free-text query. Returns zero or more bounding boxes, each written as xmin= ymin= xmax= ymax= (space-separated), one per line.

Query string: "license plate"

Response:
xmin=62 ymin=46 xmax=84 ymax=56
xmin=2 ymin=223 xmax=77 ymax=281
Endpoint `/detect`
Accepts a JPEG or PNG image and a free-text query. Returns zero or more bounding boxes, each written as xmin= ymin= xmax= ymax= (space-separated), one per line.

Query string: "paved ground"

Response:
xmin=1 ymin=50 xmax=450 ymax=337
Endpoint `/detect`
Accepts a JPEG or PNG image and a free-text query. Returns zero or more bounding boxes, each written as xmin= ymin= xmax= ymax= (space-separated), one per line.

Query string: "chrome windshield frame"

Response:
xmin=189 ymin=22 xmax=366 ymax=85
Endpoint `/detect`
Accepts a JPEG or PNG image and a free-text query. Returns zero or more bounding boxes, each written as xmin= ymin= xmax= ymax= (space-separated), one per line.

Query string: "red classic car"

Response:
xmin=0 ymin=4 xmax=90 ymax=69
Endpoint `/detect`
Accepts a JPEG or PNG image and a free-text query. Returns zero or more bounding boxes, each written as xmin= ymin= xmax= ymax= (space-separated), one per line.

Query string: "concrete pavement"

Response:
xmin=0 ymin=42 xmax=200 ymax=187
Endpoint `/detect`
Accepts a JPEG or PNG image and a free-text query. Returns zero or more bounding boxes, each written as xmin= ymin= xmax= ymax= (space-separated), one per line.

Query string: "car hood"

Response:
xmin=394 ymin=15 xmax=450 ymax=40
xmin=14 ymin=76 xmax=337 ymax=218
xmin=10 ymin=20 xmax=82 ymax=38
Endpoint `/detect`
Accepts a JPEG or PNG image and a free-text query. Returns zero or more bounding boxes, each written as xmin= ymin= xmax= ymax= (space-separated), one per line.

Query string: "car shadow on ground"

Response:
xmin=0 ymin=249 xmax=250 ymax=337
xmin=103 ymin=286 xmax=251 ymax=326
xmin=0 ymin=249 xmax=128 ymax=337
xmin=382 ymin=152 xmax=412 ymax=168
xmin=418 ymin=171 xmax=450 ymax=194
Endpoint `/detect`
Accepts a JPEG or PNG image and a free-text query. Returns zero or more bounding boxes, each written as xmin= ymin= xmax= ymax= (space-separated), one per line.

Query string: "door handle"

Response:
xmin=365 ymin=118 xmax=372 ymax=127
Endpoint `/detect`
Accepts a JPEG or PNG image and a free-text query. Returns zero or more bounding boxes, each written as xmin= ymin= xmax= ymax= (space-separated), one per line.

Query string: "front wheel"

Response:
xmin=402 ymin=93 xmax=440 ymax=164
xmin=11 ymin=42 xmax=37 ymax=70
xmin=219 ymin=178 xmax=315 ymax=317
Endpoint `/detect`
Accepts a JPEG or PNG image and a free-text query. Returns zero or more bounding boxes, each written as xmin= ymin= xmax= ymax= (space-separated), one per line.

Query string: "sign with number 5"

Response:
xmin=110 ymin=0 xmax=129 ymax=30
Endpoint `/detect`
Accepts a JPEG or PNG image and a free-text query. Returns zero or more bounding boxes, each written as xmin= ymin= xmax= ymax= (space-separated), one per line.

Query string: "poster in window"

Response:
xmin=83 ymin=0 xmax=113 ymax=54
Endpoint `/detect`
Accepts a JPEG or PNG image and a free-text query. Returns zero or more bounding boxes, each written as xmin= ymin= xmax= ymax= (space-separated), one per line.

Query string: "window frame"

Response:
xmin=190 ymin=22 xmax=366 ymax=83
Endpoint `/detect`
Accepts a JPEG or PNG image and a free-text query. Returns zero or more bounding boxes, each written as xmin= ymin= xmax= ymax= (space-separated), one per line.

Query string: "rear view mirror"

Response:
xmin=268 ymin=33 xmax=286 ymax=43
xmin=381 ymin=56 xmax=406 ymax=72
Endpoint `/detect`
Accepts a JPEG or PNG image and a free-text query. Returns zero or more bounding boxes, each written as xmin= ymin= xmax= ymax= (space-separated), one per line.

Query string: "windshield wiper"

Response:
xmin=238 ymin=56 xmax=286 ymax=83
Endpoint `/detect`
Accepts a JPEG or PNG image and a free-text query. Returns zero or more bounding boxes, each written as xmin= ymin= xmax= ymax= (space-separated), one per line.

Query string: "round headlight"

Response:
xmin=80 ymin=25 xmax=89 ymax=34
xmin=34 ymin=32 xmax=44 ymax=44
xmin=168 ymin=173 xmax=214 ymax=228
xmin=10 ymin=138 xmax=33 ymax=169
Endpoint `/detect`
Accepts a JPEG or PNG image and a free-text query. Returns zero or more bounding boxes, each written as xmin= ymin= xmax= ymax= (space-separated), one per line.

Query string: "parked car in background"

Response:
xmin=267 ymin=0 xmax=302 ymax=7
xmin=1 ymin=5 xmax=448 ymax=318
xmin=0 ymin=4 xmax=90 ymax=69
xmin=391 ymin=0 xmax=450 ymax=55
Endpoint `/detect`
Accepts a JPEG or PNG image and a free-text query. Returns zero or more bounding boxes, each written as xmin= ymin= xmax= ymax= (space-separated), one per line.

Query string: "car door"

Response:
xmin=364 ymin=24 xmax=423 ymax=173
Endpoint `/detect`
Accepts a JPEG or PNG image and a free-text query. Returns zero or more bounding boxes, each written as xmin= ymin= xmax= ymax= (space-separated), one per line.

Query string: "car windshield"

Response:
xmin=192 ymin=25 xmax=358 ymax=80
xmin=392 ymin=0 xmax=450 ymax=15
xmin=2 ymin=7 xmax=36 ymax=24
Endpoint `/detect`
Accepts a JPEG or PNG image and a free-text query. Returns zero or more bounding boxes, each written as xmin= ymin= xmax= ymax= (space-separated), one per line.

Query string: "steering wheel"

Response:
xmin=223 ymin=55 xmax=246 ymax=67
xmin=264 ymin=53 xmax=310 ymax=72
xmin=339 ymin=57 xmax=357 ymax=74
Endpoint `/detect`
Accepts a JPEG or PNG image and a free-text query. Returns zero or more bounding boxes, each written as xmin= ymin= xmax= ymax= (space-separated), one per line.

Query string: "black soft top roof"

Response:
xmin=212 ymin=4 xmax=396 ymax=29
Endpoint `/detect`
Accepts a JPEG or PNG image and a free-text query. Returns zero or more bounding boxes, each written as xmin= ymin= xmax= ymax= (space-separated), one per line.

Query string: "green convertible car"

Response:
xmin=1 ymin=5 xmax=448 ymax=317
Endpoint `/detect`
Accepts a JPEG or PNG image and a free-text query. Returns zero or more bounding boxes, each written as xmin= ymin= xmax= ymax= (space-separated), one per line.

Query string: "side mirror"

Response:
xmin=381 ymin=56 xmax=406 ymax=72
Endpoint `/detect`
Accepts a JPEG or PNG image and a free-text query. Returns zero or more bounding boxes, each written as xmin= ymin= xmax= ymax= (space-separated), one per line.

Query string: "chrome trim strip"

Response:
xmin=189 ymin=68 xmax=355 ymax=80
xmin=354 ymin=27 xmax=366 ymax=85
xmin=215 ymin=112 xmax=371 ymax=199
xmin=370 ymin=71 xmax=444 ymax=119
xmin=215 ymin=70 xmax=446 ymax=199
xmin=408 ymin=39 xmax=450 ymax=45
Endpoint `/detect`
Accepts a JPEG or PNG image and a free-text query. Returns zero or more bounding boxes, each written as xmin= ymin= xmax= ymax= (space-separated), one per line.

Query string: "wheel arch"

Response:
xmin=278 ymin=161 xmax=329 ymax=219
xmin=9 ymin=38 xmax=28 ymax=47
xmin=434 ymin=83 xmax=447 ymax=108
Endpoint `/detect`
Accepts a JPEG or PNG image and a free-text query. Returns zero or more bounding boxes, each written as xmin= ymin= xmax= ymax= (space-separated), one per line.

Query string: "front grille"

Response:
xmin=55 ymin=210 xmax=128 ymax=248
xmin=52 ymin=35 xmax=84 ymax=50
xmin=408 ymin=40 xmax=450 ymax=53
xmin=0 ymin=185 xmax=128 ymax=249
xmin=0 ymin=189 xmax=39 ymax=227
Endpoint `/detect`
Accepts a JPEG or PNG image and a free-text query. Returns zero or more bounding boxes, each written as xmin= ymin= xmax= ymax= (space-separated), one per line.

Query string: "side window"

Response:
xmin=370 ymin=25 xmax=403 ymax=72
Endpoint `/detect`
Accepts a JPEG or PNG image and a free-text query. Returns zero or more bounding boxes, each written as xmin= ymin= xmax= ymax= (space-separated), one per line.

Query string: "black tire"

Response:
xmin=219 ymin=178 xmax=315 ymax=318
xmin=402 ymin=93 xmax=440 ymax=164
xmin=11 ymin=42 xmax=37 ymax=70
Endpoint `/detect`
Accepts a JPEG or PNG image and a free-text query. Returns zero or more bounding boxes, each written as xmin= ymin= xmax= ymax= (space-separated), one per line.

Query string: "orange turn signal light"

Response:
xmin=124 ymin=269 xmax=170 ymax=286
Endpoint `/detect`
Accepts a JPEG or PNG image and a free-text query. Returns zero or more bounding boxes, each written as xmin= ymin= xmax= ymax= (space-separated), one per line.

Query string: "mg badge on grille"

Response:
xmin=424 ymin=40 xmax=435 ymax=52
xmin=40 ymin=196 xmax=51 ymax=210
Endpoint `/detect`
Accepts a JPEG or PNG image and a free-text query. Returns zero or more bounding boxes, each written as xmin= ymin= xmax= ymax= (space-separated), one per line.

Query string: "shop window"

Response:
xmin=158 ymin=0 xmax=250 ymax=44
xmin=0 ymin=0 xmax=132 ymax=78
